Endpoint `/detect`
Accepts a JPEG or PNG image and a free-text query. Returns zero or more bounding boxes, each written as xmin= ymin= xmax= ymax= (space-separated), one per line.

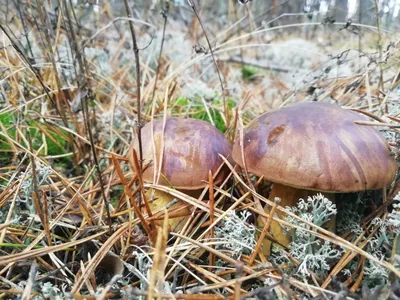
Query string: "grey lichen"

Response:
xmin=215 ymin=210 xmax=256 ymax=259
xmin=273 ymin=193 xmax=342 ymax=278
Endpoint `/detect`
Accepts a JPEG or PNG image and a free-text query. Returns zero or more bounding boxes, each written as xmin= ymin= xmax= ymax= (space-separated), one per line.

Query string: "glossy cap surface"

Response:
xmin=129 ymin=117 xmax=232 ymax=190
xmin=232 ymin=102 xmax=397 ymax=192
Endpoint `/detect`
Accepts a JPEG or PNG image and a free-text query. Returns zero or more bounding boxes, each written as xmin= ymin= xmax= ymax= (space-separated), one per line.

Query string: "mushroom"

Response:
xmin=232 ymin=102 xmax=397 ymax=253
xmin=128 ymin=117 xmax=232 ymax=231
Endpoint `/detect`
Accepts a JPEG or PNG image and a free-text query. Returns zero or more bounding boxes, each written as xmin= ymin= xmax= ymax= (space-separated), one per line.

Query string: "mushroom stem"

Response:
xmin=258 ymin=183 xmax=336 ymax=255
xmin=147 ymin=189 xmax=191 ymax=232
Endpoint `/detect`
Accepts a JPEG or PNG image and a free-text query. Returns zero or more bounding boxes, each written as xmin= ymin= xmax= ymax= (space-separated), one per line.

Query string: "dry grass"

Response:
xmin=0 ymin=1 xmax=400 ymax=299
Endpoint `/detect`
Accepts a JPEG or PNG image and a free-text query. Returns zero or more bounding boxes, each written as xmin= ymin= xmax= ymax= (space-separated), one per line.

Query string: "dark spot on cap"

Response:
xmin=267 ymin=125 xmax=286 ymax=146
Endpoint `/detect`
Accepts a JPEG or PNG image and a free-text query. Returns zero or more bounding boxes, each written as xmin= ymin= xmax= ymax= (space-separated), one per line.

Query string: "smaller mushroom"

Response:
xmin=128 ymin=117 xmax=232 ymax=231
xmin=232 ymin=102 xmax=397 ymax=254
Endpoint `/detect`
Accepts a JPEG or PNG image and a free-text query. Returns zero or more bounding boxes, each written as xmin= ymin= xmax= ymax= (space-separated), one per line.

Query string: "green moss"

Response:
xmin=0 ymin=112 xmax=16 ymax=150
xmin=109 ymin=186 xmax=124 ymax=207
xmin=0 ymin=112 xmax=68 ymax=155
xmin=172 ymin=97 xmax=235 ymax=133
xmin=241 ymin=65 xmax=259 ymax=81
xmin=0 ymin=112 xmax=16 ymax=167
xmin=175 ymin=97 xmax=190 ymax=107
xmin=29 ymin=120 xmax=68 ymax=155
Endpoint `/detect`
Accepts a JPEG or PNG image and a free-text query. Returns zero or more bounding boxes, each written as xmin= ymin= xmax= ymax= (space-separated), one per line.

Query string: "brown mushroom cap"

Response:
xmin=129 ymin=117 xmax=232 ymax=190
xmin=232 ymin=102 xmax=397 ymax=192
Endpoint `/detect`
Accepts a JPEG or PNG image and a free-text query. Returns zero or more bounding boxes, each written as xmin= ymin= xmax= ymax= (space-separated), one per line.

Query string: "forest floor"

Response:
xmin=0 ymin=1 xmax=400 ymax=299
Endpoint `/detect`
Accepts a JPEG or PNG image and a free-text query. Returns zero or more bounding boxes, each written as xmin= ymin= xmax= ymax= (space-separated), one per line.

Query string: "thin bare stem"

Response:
xmin=249 ymin=198 xmax=280 ymax=265
xmin=61 ymin=0 xmax=112 ymax=233
xmin=374 ymin=0 xmax=384 ymax=96
xmin=150 ymin=1 xmax=170 ymax=103
xmin=187 ymin=0 xmax=229 ymax=128
xmin=123 ymin=0 xmax=143 ymax=170
xmin=208 ymin=170 xmax=215 ymax=267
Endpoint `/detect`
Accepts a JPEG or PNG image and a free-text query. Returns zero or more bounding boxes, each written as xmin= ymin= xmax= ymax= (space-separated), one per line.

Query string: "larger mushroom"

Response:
xmin=232 ymin=102 xmax=397 ymax=253
xmin=129 ymin=117 xmax=232 ymax=231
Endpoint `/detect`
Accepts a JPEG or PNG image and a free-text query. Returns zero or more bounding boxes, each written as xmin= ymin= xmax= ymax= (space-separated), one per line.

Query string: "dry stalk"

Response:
xmin=248 ymin=197 xmax=280 ymax=266
xmin=123 ymin=0 xmax=143 ymax=170
xmin=21 ymin=261 xmax=37 ymax=300
xmin=111 ymin=154 xmax=154 ymax=243
xmin=148 ymin=213 xmax=169 ymax=299
xmin=126 ymin=287 xmax=224 ymax=299
xmin=373 ymin=0 xmax=384 ymax=96
xmin=150 ymin=0 xmax=170 ymax=103
xmin=61 ymin=0 xmax=113 ymax=232
xmin=208 ymin=170 xmax=215 ymax=267
xmin=188 ymin=263 xmax=242 ymax=294
xmin=187 ymin=0 xmax=229 ymax=128
xmin=234 ymin=262 xmax=245 ymax=299
xmin=130 ymin=149 xmax=155 ymax=230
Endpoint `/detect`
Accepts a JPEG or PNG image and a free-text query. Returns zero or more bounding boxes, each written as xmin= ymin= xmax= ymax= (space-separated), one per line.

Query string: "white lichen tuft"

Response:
xmin=273 ymin=193 xmax=342 ymax=278
xmin=215 ymin=210 xmax=256 ymax=258
xmin=389 ymin=204 xmax=400 ymax=234
xmin=284 ymin=193 xmax=337 ymax=231
xmin=389 ymin=194 xmax=400 ymax=234
xmin=17 ymin=160 xmax=53 ymax=215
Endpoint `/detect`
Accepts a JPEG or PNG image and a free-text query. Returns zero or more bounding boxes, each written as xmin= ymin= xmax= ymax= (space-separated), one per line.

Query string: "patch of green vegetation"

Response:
xmin=0 ymin=111 xmax=16 ymax=149
xmin=31 ymin=121 xmax=68 ymax=155
xmin=109 ymin=185 xmax=124 ymax=207
xmin=241 ymin=65 xmax=259 ymax=81
xmin=174 ymin=97 xmax=190 ymax=107
xmin=0 ymin=112 xmax=68 ymax=155
xmin=0 ymin=112 xmax=16 ymax=166
xmin=0 ymin=111 xmax=75 ymax=186
xmin=172 ymin=97 xmax=235 ymax=133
